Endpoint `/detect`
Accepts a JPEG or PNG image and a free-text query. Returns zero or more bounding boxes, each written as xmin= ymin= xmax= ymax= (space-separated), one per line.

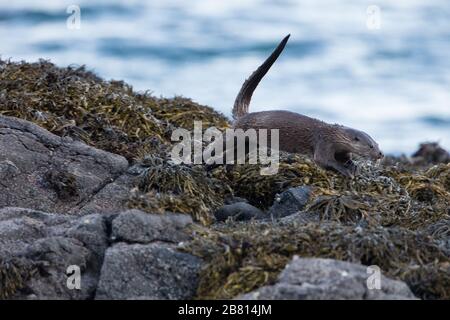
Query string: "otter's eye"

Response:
xmin=354 ymin=137 xmax=360 ymax=141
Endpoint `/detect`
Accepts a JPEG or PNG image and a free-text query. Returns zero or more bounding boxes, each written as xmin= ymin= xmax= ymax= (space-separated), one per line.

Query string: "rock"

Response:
xmin=0 ymin=115 xmax=128 ymax=214
xmin=280 ymin=211 xmax=320 ymax=224
xmin=95 ymin=242 xmax=202 ymax=300
xmin=224 ymin=196 xmax=249 ymax=205
xmin=0 ymin=207 xmax=204 ymax=299
xmin=0 ymin=207 xmax=73 ymax=256
xmin=111 ymin=209 xmax=193 ymax=244
xmin=269 ymin=186 xmax=312 ymax=218
xmin=64 ymin=214 xmax=110 ymax=272
xmin=0 ymin=160 xmax=19 ymax=180
xmin=23 ymin=236 xmax=96 ymax=299
xmin=239 ymin=257 xmax=417 ymax=300
xmin=214 ymin=202 xmax=265 ymax=222
xmin=412 ymin=142 xmax=450 ymax=164
xmin=73 ymin=172 xmax=137 ymax=216
xmin=0 ymin=207 xmax=109 ymax=299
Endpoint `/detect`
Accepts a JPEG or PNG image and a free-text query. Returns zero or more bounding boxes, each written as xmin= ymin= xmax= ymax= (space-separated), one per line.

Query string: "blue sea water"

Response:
xmin=0 ymin=0 xmax=449 ymax=154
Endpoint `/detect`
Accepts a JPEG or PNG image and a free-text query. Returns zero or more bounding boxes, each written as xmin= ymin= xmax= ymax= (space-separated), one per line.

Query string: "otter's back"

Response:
xmin=233 ymin=110 xmax=324 ymax=154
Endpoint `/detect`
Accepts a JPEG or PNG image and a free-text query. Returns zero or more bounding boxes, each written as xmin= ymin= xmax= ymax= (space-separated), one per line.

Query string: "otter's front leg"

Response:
xmin=329 ymin=159 xmax=359 ymax=178
xmin=343 ymin=159 xmax=360 ymax=176
xmin=313 ymin=145 xmax=356 ymax=178
xmin=334 ymin=151 xmax=360 ymax=176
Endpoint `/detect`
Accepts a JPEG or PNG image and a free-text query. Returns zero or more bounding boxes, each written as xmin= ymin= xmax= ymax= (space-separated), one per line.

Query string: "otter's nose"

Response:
xmin=378 ymin=151 xmax=384 ymax=158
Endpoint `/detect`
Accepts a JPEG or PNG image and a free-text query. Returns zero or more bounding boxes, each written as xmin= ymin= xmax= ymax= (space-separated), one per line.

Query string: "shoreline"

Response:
xmin=0 ymin=58 xmax=449 ymax=300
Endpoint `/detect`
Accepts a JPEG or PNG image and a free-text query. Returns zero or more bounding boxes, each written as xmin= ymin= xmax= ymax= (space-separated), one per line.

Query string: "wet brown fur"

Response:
xmin=232 ymin=35 xmax=383 ymax=177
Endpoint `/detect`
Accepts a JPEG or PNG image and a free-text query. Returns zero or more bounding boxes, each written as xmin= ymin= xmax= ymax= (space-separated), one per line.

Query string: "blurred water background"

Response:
xmin=0 ymin=0 xmax=449 ymax=154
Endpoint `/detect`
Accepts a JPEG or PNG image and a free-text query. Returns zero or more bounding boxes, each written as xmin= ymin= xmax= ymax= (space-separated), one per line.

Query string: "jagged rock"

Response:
xmin=64 ymin=214 xmax=110 ymax=272
xmin=23 ymin=236 xmax=95 ymax=299
xmin=239 ymin=257 xmax=417 ymax=300
xmin=0 ymin=207 xmax=73 ymax=256
xmin=73 ymin=172 xmax=137 ymax=216
xmin=95 ymin=211 xmax=202 ymax=300
xmin=111 ymin=209 xmax=193 ymax=244
xmin=269 ymin=186 xmax=312 ymax=218
xmin=214 ymin=202 xmax=265 ymax=222
xmin=0 ymin=207 xmax=109 ymax=299
xmin=95 ymin=242 xmax=202 ymax=300
xmin=0 ymin=115 xmax=128 ymax=214
xmin=1 ymin=207 xmax=203 ymax=300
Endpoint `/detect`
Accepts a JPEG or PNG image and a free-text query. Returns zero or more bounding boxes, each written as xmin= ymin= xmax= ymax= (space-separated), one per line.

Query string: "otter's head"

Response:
xmin=339 ymin=127 xmax=383 ymax=160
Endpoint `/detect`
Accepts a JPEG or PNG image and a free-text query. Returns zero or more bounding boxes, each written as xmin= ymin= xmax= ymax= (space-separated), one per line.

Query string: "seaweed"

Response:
xmin=44 ymin=169 xmax=79 ymax=199
xmin=0 ymin=257 xmax=37 ymax=299
xmin=184 ymin=221 xmax=450 ymax=299
xmin=2 ymin=58 xmax=449 ymax=300
xmin=150 ymin=96 xmax=230 ymax=134
xmin=127 ymin=155 xmax=232 ymax=225
xmin=182 ymin=155 xmax=449 ymax=299
xmin=0 ymin=59 xmax=228 ymax=161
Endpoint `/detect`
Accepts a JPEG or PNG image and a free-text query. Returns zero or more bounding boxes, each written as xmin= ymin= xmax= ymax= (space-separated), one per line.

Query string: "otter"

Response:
xmin=232 ymin=34 xmax=383 ymax=177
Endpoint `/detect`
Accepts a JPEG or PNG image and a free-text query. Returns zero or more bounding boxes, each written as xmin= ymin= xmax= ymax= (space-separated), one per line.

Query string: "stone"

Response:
xmin=224 ymin=196 xmax=249 ymax=205
xmin=111 ymin=209 xmax=193 ymax=244
xmin=73 ymin=173 xmax=137 ymax=216
xmin=239 ymin=257 xmax=417 ymax=300
xmin=0 ymin=115 xmax=128 ymax=214
xmin=95 ymin=242 xmax=202 ymax=300
xmin=214 ymin=202 xmax=265 ymax=222
xmin=412 ymin=142 xmax=450 ymax=164
xmin=0 ymin=207 xmax=109 ymax=299
xmin=268 ymin=186 xmax=312 ymax=218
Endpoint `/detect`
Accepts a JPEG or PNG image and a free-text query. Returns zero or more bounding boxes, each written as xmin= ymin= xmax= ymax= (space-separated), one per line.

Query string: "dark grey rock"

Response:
xmin=0 ymin=159 xmax=20 ymax=179
xmin=224 ymin=196 xmax=249 ymax=205
xmin=0 ymin=115 xmax=128 ymax=214
xmin=1 ymin=207 xmax=204 ymax=300
xmin=23 ymin=236 xmax=96 ymax=300
xmin=95 ymin=242 xmax=202 ymax=300
xmin=0 ymin=207 xmax=73 ymax=256
xmin=214 ymin=202 xmax=265 ymax=222
xmin=111 ymin=209 xmax=193 ymax=244
xmin=269 ymin=186 xmax=312 ymax=218
xmin=0 ymin=207 xmax=109 ymax=299
xmin=239 ymin=257 xmax=417 ymax=300
xmin=412 ymin=142 xmax=450 ymax=164
xmin=64 ymin=214 xmax=109 ymax=271
xmin=280 ymin=211 xmax=320 ymax=224
xmin=73 ymin=173 xmax=137 ymax=216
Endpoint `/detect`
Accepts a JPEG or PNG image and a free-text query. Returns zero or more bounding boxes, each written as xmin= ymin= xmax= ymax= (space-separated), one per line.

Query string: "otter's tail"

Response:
xmin=232 ymin=34 xmax=290 ymax=120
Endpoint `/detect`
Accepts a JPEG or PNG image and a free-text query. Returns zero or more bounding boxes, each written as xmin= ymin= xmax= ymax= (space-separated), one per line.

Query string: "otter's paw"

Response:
xmin=334 ymin=166 xmax=354 ymax=178
xmin=345 ymin=161 xmax=360 ymax=177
